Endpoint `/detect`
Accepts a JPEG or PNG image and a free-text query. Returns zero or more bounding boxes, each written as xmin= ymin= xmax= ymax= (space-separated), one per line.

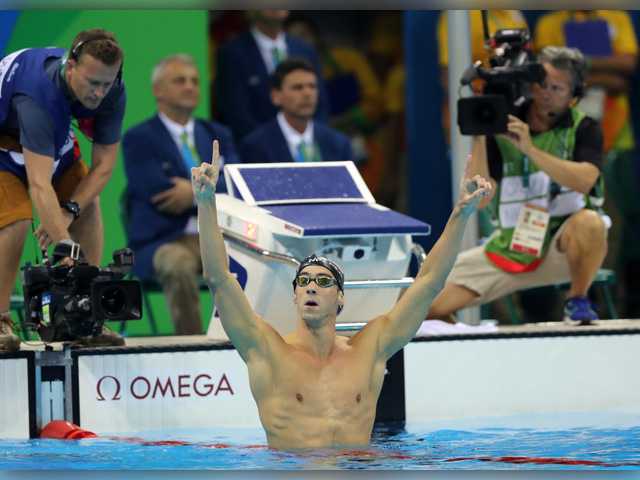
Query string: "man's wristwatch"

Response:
xmin=61 ymin=200 xmax=80 ymax=220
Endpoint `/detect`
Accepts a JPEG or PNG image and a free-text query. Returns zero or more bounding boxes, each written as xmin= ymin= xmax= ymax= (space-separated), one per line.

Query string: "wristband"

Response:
xmin=52 ymin=239 xmax=84 ymax=264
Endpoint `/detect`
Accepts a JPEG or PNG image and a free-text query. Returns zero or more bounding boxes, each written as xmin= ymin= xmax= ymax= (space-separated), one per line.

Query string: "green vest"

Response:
xmin=484 ymin=108 xmax=605 ymax=273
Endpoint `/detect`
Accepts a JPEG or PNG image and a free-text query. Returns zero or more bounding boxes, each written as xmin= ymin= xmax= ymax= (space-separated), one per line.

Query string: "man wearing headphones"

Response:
xmin=0 ymin=28 xmax=126 ymax=351
xmin=427 ymin=46 xmax=609 ymax=325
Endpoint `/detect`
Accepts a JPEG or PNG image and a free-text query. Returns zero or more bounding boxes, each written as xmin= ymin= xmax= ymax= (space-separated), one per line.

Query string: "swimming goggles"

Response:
xmin=295 ymin=274 xmax=337 ymax=288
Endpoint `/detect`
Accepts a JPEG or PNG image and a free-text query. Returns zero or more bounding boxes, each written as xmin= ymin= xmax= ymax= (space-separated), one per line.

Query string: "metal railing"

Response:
xmin=221 ymin=228 xmax=427 ymax=291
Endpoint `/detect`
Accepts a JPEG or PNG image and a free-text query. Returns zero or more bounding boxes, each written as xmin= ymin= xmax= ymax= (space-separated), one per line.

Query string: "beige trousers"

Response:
xmin=152 ymin=234 xmax=202 ymax=335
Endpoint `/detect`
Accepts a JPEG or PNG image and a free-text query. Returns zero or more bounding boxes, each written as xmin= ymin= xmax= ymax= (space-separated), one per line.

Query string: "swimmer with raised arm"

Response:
xmin=193 ymin=141 xmax=491 ymax=449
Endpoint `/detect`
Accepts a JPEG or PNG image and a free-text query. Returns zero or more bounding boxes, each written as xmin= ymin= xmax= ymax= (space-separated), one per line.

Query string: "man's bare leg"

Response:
xmin=0 ymin=220 xmax=30 ymax=351
xmin=558 ymin=209 xmax=607 ymax=298
xmin=426 ymin=282 xmax=480 ymax=322
xmin=68 ymin=198 xmax=103 ymax=265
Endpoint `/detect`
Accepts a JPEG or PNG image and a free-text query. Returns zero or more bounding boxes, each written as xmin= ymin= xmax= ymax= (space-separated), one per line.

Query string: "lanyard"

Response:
xmin=521 ymin=125 xmax=570 ymax=193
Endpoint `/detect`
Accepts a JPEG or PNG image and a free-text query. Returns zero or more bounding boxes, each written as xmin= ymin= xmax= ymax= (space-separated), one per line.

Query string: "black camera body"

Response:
xmin=22 ymin=249 xmax=142 ymax=342
xmin=457 ymin=29 xmax=547 ymax=135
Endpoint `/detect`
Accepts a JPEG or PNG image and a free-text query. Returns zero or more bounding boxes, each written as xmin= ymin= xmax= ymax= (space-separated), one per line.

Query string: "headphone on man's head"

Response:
xmin=539 ymin=46 xmax=586 ymax=100
xmin=68 ymin=35 xmax=123 ymax=86
xmin=570 ymin=58 xmax=586 ymax=99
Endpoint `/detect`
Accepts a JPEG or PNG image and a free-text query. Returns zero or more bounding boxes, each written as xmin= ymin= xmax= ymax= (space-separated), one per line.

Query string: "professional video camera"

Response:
xmin=457 ymin=15 xmax=547 ymax=135
xmin=22 ymin=248 xmax=142 ymax=342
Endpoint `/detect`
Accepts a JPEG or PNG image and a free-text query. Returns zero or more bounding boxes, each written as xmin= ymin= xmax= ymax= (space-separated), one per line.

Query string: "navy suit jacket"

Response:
xmin=122 ymin=114 xmax=239 ymax=280
xmin=240 ymin=118 xmax=352 ymax=164
xmin=215 ymin=31 xmax=329 ymax=142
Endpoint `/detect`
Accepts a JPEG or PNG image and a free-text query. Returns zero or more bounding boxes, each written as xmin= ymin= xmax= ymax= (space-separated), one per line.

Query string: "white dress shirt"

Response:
xmin=251 ymin=27 xmax=288 ymax=74
xmin=157 ymin=112 xmax=198 ymax=234
xmin=277 ymin=112 xmax=314 ymax=161
xmin=158 ymin=111 xmax=196 ymax=154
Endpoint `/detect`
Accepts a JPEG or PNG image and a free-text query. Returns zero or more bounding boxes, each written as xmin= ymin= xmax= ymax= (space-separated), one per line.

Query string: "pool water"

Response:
xmin=1 ymin=419 xmax=639 ymax=470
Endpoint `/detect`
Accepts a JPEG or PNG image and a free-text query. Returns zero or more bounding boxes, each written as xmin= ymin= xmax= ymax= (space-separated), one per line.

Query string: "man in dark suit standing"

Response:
xmin=215 ymin=10 xmax=329 ymax=142
xmin=122 ymin=54 xmax=239 ymax=335
xmin=240 ymin=58 xmax=352 ymax=164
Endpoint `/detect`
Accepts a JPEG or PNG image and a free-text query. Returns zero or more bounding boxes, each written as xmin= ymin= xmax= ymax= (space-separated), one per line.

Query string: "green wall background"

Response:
xmin=9 ymin=10 xmax=213 ymax=337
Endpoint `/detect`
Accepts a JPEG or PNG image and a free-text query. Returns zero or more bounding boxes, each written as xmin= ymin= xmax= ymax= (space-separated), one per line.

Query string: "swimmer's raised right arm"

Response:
xmin=192 ymin=141 xmax=272 ymax=362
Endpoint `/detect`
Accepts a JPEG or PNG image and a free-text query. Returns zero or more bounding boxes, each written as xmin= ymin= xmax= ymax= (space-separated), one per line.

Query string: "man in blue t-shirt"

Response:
xmin=0 ymin=28 xmax=126 ymax=351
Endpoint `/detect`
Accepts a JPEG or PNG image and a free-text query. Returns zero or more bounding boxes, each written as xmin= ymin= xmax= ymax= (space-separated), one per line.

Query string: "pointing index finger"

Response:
xmin=212 ymin=140 xmax=221 ymax=173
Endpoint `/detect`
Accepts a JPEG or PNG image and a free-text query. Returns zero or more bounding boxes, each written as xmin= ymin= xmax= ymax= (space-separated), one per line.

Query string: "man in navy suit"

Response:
xmin=240 ymin=58 xmax=352 ymax=164
xmin=215 ymin=10 xmax=329 ymax=142
xmin=122 ymin=54 xmax=239 ymax=335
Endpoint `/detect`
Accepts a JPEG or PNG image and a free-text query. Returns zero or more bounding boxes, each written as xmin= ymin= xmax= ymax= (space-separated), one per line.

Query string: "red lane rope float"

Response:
xmin=39 ymin=421 xmax=267 ymax=451
xmin=336 ymin=449 xmax=413 ymax=460
xmin=40 ymin=421 xmax=97 ymax=440
xmin=446 ymin=455 xmax=640 ymax=467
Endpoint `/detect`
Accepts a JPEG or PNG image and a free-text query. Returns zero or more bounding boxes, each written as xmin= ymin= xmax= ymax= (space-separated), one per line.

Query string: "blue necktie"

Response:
xmin=180 ymin=130 xmax=198 ymax=171
xmin=271 ymin=47 xmax=284 ymax=70
xmin=296 ymin=141 xmax=308 ymax=162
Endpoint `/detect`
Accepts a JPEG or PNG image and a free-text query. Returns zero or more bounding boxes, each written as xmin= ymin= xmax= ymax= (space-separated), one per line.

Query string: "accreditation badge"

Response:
xmin=509 ymin=203 xmax=550 ymax=257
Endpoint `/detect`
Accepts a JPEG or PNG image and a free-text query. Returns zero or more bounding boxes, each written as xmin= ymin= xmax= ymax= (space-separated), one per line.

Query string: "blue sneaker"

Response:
xmin=563 ymin=296 xmax=598 ymax=325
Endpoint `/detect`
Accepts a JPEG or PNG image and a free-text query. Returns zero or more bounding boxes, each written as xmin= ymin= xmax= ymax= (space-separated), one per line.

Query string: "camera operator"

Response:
xmin=428 ymin=46 xmax=609 ymax=325
xmin=0 ymin=29 xmax=126 ymax=351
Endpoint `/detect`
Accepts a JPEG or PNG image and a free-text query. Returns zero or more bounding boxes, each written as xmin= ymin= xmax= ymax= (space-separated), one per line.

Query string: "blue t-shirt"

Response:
xmin=2 ymin=55 xmax=125 ymax=158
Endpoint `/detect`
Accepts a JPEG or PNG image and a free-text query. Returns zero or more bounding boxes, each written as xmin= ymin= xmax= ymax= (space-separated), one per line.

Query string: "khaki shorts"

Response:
xmin=0 ymin=161 xmax=89 ymax=229
xmin=447 ymin=226 xmax=572 ymax=306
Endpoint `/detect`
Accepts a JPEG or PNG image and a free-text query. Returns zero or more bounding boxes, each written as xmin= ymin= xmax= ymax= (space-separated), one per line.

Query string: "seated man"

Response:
xmin=192 ymin=140 xmax=490 ymax=449
xmin=214 ymin=9 xmax=329 ymax=142
xmin=428 ymin=46 xmax=609 ymax=325
xmin=122 ymin=54 xmax=239 ymax=335
xmin=240 ymin=58 xmax=352 ymax=164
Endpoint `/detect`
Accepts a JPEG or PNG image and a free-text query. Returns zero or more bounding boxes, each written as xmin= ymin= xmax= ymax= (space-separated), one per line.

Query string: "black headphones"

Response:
xmin=69 ymin=35 xmax=123 ymax=86
xmin=571 ymin=59 xmax=586 ymax=99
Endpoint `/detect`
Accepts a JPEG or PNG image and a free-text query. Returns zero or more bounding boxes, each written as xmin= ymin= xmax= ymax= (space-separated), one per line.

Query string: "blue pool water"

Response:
xmin=1 ymin=418 xmax=639 ymax=470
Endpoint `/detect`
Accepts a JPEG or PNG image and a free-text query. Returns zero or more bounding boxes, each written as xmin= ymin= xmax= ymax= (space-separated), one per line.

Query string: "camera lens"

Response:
xmin=354 ymin=248 xmax=365 ymax=259
xmin=100 ymin=286 xmax=126 ymax=317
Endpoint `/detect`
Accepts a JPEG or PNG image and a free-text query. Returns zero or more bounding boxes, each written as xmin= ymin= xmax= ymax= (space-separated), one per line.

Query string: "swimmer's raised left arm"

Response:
xmin=356 ymin=158 xmax=492 ymax=360
xmin=193 ymin=141 xmax=273 ymax=364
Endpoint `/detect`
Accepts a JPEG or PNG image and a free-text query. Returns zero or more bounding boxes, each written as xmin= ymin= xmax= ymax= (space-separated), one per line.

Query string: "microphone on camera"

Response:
xmin=460 ymin=61 xmax=482 ymax=86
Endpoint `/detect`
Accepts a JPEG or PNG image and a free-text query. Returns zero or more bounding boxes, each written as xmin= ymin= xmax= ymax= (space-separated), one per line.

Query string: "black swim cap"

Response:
xmin=292 ymin=254 xmax=344 ymax=293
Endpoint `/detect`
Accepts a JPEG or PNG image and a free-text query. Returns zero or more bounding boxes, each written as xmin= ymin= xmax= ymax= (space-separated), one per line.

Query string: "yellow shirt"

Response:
xmin=534 ymin=10 xmax=638 ymax=152
xmin=437 ymin=10 xmax=529 ymax=66
xmin=533 ymin=10 xmax=637 ymax=56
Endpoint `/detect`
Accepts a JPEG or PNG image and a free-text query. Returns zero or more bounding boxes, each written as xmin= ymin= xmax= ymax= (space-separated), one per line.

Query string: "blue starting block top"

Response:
xmin=225 ymin=161 xmax=374 ymax=206
xmin=267 ymin=203 xmax=430 ymax=237
xmin=224 ymin=162 xmax=430 ymax=237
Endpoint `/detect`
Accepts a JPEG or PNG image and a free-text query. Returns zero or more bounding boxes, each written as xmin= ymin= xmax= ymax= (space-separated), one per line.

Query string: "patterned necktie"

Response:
xmin=296 ymin=141 xmax=308 ymax=162
xmin=271 ymin=47 xmax=284 ymax=70
xmin=180 ymin=130 xmax=199 ymax=171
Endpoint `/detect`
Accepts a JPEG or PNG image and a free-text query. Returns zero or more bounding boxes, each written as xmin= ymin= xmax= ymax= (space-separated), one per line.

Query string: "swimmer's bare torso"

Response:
xmin=193 ymin=139 xmax=489 ymax=451
xmin=246 ymin=322 xmax=387 ymax=450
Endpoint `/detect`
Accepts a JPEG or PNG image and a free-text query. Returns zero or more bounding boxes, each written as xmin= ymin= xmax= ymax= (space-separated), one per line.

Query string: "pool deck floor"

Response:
xmin=14 ymin=319 xmax=640 ymax=352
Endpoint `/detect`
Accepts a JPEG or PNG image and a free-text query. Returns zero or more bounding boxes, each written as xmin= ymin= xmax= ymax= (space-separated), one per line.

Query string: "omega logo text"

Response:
xmin=96 ymin=373 xmax=234 ymax=401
